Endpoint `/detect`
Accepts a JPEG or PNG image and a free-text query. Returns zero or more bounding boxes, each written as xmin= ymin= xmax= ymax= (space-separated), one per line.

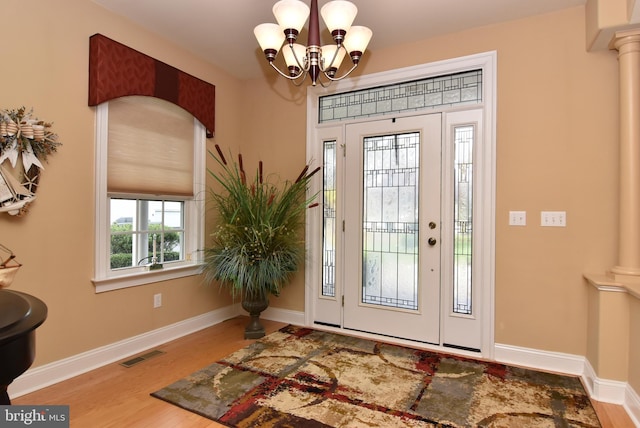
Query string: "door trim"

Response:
xmin=305 ymin=51 xmax=496 ymax=359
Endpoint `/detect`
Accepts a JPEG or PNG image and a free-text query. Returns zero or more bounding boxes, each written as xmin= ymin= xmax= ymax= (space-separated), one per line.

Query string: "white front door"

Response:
xmin=311 ymin=109 xmax=486 ymax=352
xmin=342 ymin=114 xmax=442 ymax=344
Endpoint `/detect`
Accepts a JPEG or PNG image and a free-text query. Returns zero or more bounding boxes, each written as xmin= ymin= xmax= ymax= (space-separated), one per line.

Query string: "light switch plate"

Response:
xmin=541 ymin=211 xmax=566 ymax=227
xmin=509 ymin=211 xmax=526 ymax=226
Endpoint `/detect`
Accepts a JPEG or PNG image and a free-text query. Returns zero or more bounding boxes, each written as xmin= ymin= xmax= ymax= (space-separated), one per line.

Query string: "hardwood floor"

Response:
xmin=13 ymin=317 xmax=635 ymax=427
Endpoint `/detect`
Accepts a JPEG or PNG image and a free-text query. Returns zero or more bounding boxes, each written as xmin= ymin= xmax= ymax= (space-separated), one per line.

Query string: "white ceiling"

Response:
xmin=92 ymin=0 xmax=586 ymax=81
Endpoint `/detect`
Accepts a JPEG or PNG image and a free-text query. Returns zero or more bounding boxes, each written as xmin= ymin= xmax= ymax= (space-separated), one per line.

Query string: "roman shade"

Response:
xmin=107 ymin=96 xmax=194 ymax=197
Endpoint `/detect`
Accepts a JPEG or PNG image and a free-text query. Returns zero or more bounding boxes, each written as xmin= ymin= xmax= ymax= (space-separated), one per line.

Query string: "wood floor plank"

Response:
xmin=12 ymin=317 xmax=635 ymax=427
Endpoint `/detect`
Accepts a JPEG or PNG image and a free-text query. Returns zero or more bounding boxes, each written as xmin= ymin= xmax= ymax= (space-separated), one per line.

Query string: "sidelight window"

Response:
xmin=452 ymin=125 xmax=474 ymax=315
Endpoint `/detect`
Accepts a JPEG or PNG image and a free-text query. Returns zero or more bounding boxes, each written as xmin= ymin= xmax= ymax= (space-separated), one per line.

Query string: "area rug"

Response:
xmin=151 ymin=325 xmax=601 ymax=427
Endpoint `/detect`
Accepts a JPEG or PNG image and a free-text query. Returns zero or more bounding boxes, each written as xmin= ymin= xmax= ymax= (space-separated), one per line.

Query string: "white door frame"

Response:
xmin=305 ymin=51 xmax=496 ymax=359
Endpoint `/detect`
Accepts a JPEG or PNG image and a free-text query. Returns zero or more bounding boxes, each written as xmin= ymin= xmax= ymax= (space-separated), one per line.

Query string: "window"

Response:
xmin=452 ymin=125 xmax=474 ymax=315
xmin=109 ymin=199 xmax=185 ymax=269
xmin=93 ymin=96 xmax=205 ymax=292
xmin=322 ymin=140 xmax=337 ymax=298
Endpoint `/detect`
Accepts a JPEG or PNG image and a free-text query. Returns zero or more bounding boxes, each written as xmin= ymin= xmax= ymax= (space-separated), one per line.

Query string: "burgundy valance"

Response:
xmin=88 ymin=33 xmax=215 ymax=138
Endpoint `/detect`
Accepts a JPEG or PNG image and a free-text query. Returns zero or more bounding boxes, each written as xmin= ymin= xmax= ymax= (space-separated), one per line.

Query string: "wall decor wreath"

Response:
xmin=0 ymin=107 xmax=62 ymax=216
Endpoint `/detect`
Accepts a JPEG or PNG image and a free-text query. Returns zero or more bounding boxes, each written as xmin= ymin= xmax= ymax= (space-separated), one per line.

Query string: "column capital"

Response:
xmin=610 ymin=28 xmax=640 ymax=51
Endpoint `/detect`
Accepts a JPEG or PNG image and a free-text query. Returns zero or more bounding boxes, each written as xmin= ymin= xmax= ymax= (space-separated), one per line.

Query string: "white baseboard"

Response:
xmin=625 ymin=383 xmax=640 ymax=427
xmin=494 ymin=342 xmax=586 ymax=375
xmin=582 ymin=358 xmax=628 ymax=404
xmin=227 ymin=304 xmax=304 ymax=327
xmin=496 ymin=342 xmax=639 ymax=427
xmin=8 ymin=304 xmax=239 ymax=399
xmin=261 ymin=306 xmax=305 ymax=326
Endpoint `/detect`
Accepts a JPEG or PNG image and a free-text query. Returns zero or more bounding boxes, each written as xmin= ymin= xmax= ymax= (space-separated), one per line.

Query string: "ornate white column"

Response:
xmin=611 ymin=30 xmax=640 ymax=279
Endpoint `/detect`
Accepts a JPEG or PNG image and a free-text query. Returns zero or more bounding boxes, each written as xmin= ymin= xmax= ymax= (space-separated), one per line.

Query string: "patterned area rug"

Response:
xmin=151 ymin=325 xmax=601 ymax=427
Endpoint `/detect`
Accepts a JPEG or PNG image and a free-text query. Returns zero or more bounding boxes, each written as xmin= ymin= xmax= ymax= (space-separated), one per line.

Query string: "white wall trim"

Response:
xmin=262 ymin=306 xmax=305 ymax=326
xmin=496 ymin=342 xmax=639 ymax=426
xmin=584 ymin=360 xmax=640 ymax=427
xmin=625 ymin=382 xmax=640 ymax=427
xmin=494 ymin=342 xmax=586 ymax=375
xmin=582 ymin=358 xmax=628 ymax=404
xmin=8 ymin=304 xmax=239 ymax=399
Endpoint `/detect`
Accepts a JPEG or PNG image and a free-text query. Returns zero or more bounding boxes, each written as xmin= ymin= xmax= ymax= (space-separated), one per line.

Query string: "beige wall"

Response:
xmin=237 ymin=76 xmax=311 ymax=312
xmin=1 ymin=0 xmax=243 ymax=366
xmin=243 ymin=6 xmax=621 ymax=357
xmin=2 ymin=1 xmax=627 ymax=374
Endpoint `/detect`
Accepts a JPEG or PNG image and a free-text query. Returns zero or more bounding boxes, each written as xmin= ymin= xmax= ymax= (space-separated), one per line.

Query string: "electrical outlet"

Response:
xmin=508 ymin=211 xmax=526 ymax=226
xmin=153 ymin=293 xmax=162 ymax=308
xmin=541 ymin=211 xmax=566 ymax=227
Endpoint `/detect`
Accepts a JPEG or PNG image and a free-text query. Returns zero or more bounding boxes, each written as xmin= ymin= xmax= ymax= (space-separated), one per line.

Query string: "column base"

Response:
xmin=609 ymin=266 xmax=640 ymax=284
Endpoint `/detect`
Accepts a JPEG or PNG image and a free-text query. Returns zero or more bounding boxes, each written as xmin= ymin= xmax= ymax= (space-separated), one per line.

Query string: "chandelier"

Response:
xmin=254 ymin=0 xmax=372 ymax=87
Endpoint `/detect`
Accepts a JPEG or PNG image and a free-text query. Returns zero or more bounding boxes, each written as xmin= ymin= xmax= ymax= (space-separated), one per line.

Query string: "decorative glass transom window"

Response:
xmin=318 ymin=69 xmax=482 ymax=123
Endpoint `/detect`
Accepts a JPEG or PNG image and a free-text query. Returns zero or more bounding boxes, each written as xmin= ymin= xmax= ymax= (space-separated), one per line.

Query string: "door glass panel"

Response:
xmin=322 ymin=140 xmax=337 ymax=297
xmin=453 ymin=125 xmax=473 ymax=314
xmin=362 ymin=133 xmax=420 ymax=310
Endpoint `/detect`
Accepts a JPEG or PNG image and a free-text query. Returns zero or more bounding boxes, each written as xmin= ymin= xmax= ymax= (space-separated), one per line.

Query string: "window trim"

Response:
xmin=92 ymin=101 xmax=205 ymax=293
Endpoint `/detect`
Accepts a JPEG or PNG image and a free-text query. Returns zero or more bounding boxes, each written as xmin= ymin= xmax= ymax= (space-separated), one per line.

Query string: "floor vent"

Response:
xmin=120 ymin=349 xmax=165 ymax=368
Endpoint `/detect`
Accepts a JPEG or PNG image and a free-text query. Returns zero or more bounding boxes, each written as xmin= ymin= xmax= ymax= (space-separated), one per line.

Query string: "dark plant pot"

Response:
xmin=241 ymin=292 xmax=269 ymax=339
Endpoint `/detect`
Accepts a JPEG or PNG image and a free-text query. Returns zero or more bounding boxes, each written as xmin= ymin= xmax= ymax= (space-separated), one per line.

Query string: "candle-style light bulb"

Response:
xmin=152 ymin=234 xmax=157 ymax=260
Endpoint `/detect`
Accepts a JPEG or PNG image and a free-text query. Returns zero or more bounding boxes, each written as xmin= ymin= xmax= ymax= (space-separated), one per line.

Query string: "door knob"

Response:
xmin=428 ymin=237 xmax=437 ymax=246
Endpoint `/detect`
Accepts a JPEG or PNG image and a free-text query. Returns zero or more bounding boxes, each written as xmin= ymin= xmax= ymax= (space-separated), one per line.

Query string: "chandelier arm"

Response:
xmin=323 ymin=62 xmax=360 ymax=82
xmin=269 ymin=62 xmax=305 ymax=81
xmin=268 ymin=62 xmax=309 ymax=86
xmin=288 ymin=44 xmax=310 ymax=72
xmin=319 ymin=44 xmax=344 ymax=72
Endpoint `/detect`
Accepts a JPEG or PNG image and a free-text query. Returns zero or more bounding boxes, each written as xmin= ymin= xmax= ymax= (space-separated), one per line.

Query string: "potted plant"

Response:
xmin=203 ymin=145 xmax=319 ymax=339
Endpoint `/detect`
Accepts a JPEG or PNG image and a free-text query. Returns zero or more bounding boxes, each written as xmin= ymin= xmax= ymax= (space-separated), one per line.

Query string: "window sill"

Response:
xmin=92 ymin=263 xmax=204 ymax=293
